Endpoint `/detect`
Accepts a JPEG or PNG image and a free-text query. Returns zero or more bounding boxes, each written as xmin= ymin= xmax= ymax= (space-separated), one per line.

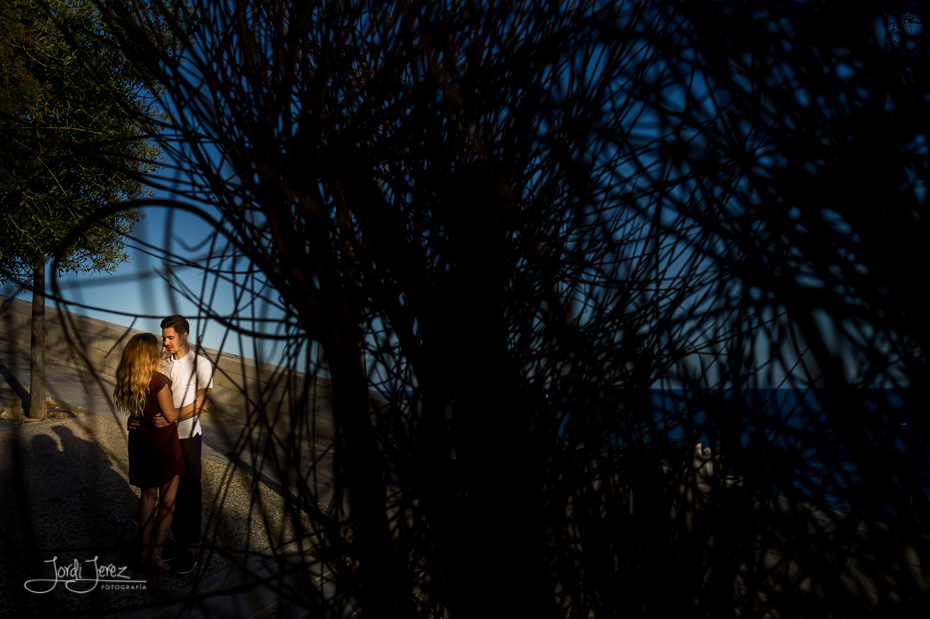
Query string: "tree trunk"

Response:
xmin=28 ymin=262 xmax=47 ymax=420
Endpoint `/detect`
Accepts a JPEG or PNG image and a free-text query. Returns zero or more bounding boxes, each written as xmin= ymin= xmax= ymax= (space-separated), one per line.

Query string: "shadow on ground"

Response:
xmin=0 ymin=416 xmax=314 ymax=618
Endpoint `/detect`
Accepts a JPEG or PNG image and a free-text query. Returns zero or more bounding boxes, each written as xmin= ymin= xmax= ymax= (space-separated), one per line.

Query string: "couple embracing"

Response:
xmin=113 ymin=314 xmax=213 ymax=573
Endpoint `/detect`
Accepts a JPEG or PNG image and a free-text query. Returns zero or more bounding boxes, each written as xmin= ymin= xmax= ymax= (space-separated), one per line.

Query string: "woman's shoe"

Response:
xmin=148 ymin=556 xmax=171 ymax=573
xmin=139 ymin=554 xmax=170 ymax=573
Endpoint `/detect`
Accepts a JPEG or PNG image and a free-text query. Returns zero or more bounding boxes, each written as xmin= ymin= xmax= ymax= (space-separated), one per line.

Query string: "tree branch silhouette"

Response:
xmin=26 ymin=0 xmax=929 ymax=615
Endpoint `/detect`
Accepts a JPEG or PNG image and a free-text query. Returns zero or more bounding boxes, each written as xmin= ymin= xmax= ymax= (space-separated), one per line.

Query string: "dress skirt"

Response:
xmin=128 ymin=423 xmax=185 ymax=488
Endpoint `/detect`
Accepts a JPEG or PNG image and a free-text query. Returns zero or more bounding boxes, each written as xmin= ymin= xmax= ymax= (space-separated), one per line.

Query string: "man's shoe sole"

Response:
xmin=172 ymin=560 xmax=198 ymax=575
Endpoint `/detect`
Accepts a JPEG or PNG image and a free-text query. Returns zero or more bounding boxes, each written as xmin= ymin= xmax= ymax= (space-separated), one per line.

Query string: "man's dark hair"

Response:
xmin=160 ymin=314 xmax=190 ymax=336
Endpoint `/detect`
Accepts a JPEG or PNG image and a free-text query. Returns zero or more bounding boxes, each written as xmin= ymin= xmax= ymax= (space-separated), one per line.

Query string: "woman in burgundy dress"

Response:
xmin=114 ymin=333 xmax=185 ymax=570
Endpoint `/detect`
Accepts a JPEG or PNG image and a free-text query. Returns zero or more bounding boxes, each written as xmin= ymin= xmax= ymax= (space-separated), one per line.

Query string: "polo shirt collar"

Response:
xmin=170 ymin=348 xmax=193 ymax=364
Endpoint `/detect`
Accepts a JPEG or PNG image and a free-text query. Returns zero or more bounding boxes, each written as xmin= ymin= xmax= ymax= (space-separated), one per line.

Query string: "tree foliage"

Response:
xmin=0 ymin=0 xmax=154 ymax=281
xmin=63 ymin=0 xmax=930 ymax=615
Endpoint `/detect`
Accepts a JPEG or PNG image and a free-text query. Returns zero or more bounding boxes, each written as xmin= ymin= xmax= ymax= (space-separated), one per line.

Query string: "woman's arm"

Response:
xmin=156 ymin=384 xmax=181 ymax=423
xmin=176 ymin=389 xmax=211 ymax=422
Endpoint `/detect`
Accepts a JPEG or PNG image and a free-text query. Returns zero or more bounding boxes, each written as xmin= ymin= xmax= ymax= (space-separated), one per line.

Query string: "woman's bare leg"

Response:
xmin=138 ymin=487 xmax=158 ymax=561
xmin=151 ymin=475 xmax=180 ymax=563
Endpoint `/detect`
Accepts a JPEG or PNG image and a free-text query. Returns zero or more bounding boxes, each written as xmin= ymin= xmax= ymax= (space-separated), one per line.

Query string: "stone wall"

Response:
xmin=0 ymin=295 xmax=335 ymax=442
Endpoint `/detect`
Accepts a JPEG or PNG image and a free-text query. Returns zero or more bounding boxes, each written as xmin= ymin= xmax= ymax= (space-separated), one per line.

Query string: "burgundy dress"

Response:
xmin=128 ymin=372 xmax=185 ymax=487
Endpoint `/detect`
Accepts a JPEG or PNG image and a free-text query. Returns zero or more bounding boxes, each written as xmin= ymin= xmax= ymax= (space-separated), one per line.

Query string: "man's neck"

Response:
xmin=173 ymin=344 xmax=191 ymax=361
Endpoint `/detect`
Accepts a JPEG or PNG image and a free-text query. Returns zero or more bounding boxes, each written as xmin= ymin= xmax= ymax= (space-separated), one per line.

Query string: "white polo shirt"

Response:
xmin=162 ymin=348 xmax=214 ymax=439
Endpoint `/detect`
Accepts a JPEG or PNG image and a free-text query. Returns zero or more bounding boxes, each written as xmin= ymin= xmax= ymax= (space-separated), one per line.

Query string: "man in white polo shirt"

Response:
xmin=159 ymin=314 xmax=213 ymax=574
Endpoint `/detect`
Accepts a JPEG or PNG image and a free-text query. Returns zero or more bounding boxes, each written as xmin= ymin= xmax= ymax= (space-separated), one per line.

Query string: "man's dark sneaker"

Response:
xmin=171 ymin=553 xmax=198 ymax=575
xmin=162 ymin=545 xmax=183 ymax=563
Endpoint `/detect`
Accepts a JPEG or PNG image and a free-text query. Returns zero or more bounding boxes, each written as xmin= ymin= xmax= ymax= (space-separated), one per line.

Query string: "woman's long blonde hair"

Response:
xmin=113 ymin=333 xmax=161 ymax=417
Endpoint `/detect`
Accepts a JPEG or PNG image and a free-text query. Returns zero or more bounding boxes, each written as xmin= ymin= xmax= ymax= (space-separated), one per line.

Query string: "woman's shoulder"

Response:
xmin=150 ymin=371 xmax=173 ymax=392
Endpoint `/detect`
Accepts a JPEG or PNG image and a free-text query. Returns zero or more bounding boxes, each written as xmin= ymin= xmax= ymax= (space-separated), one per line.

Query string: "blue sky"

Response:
xmin=2 ymin=202 xmax=293 ymax=366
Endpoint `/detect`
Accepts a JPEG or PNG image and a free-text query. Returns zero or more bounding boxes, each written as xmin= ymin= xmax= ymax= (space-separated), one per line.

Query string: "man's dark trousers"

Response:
xmin=173 ymin=434 xmax=202 ymax=549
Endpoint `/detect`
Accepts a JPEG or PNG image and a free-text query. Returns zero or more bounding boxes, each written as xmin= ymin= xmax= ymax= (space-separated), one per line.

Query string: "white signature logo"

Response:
xmin=23 ymin=556 xmax=146 ymax=594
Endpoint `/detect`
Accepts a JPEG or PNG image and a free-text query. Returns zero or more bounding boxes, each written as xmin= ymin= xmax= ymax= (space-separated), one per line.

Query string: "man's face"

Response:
xmin=162 ymin=326 xmax=188 ymax=357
